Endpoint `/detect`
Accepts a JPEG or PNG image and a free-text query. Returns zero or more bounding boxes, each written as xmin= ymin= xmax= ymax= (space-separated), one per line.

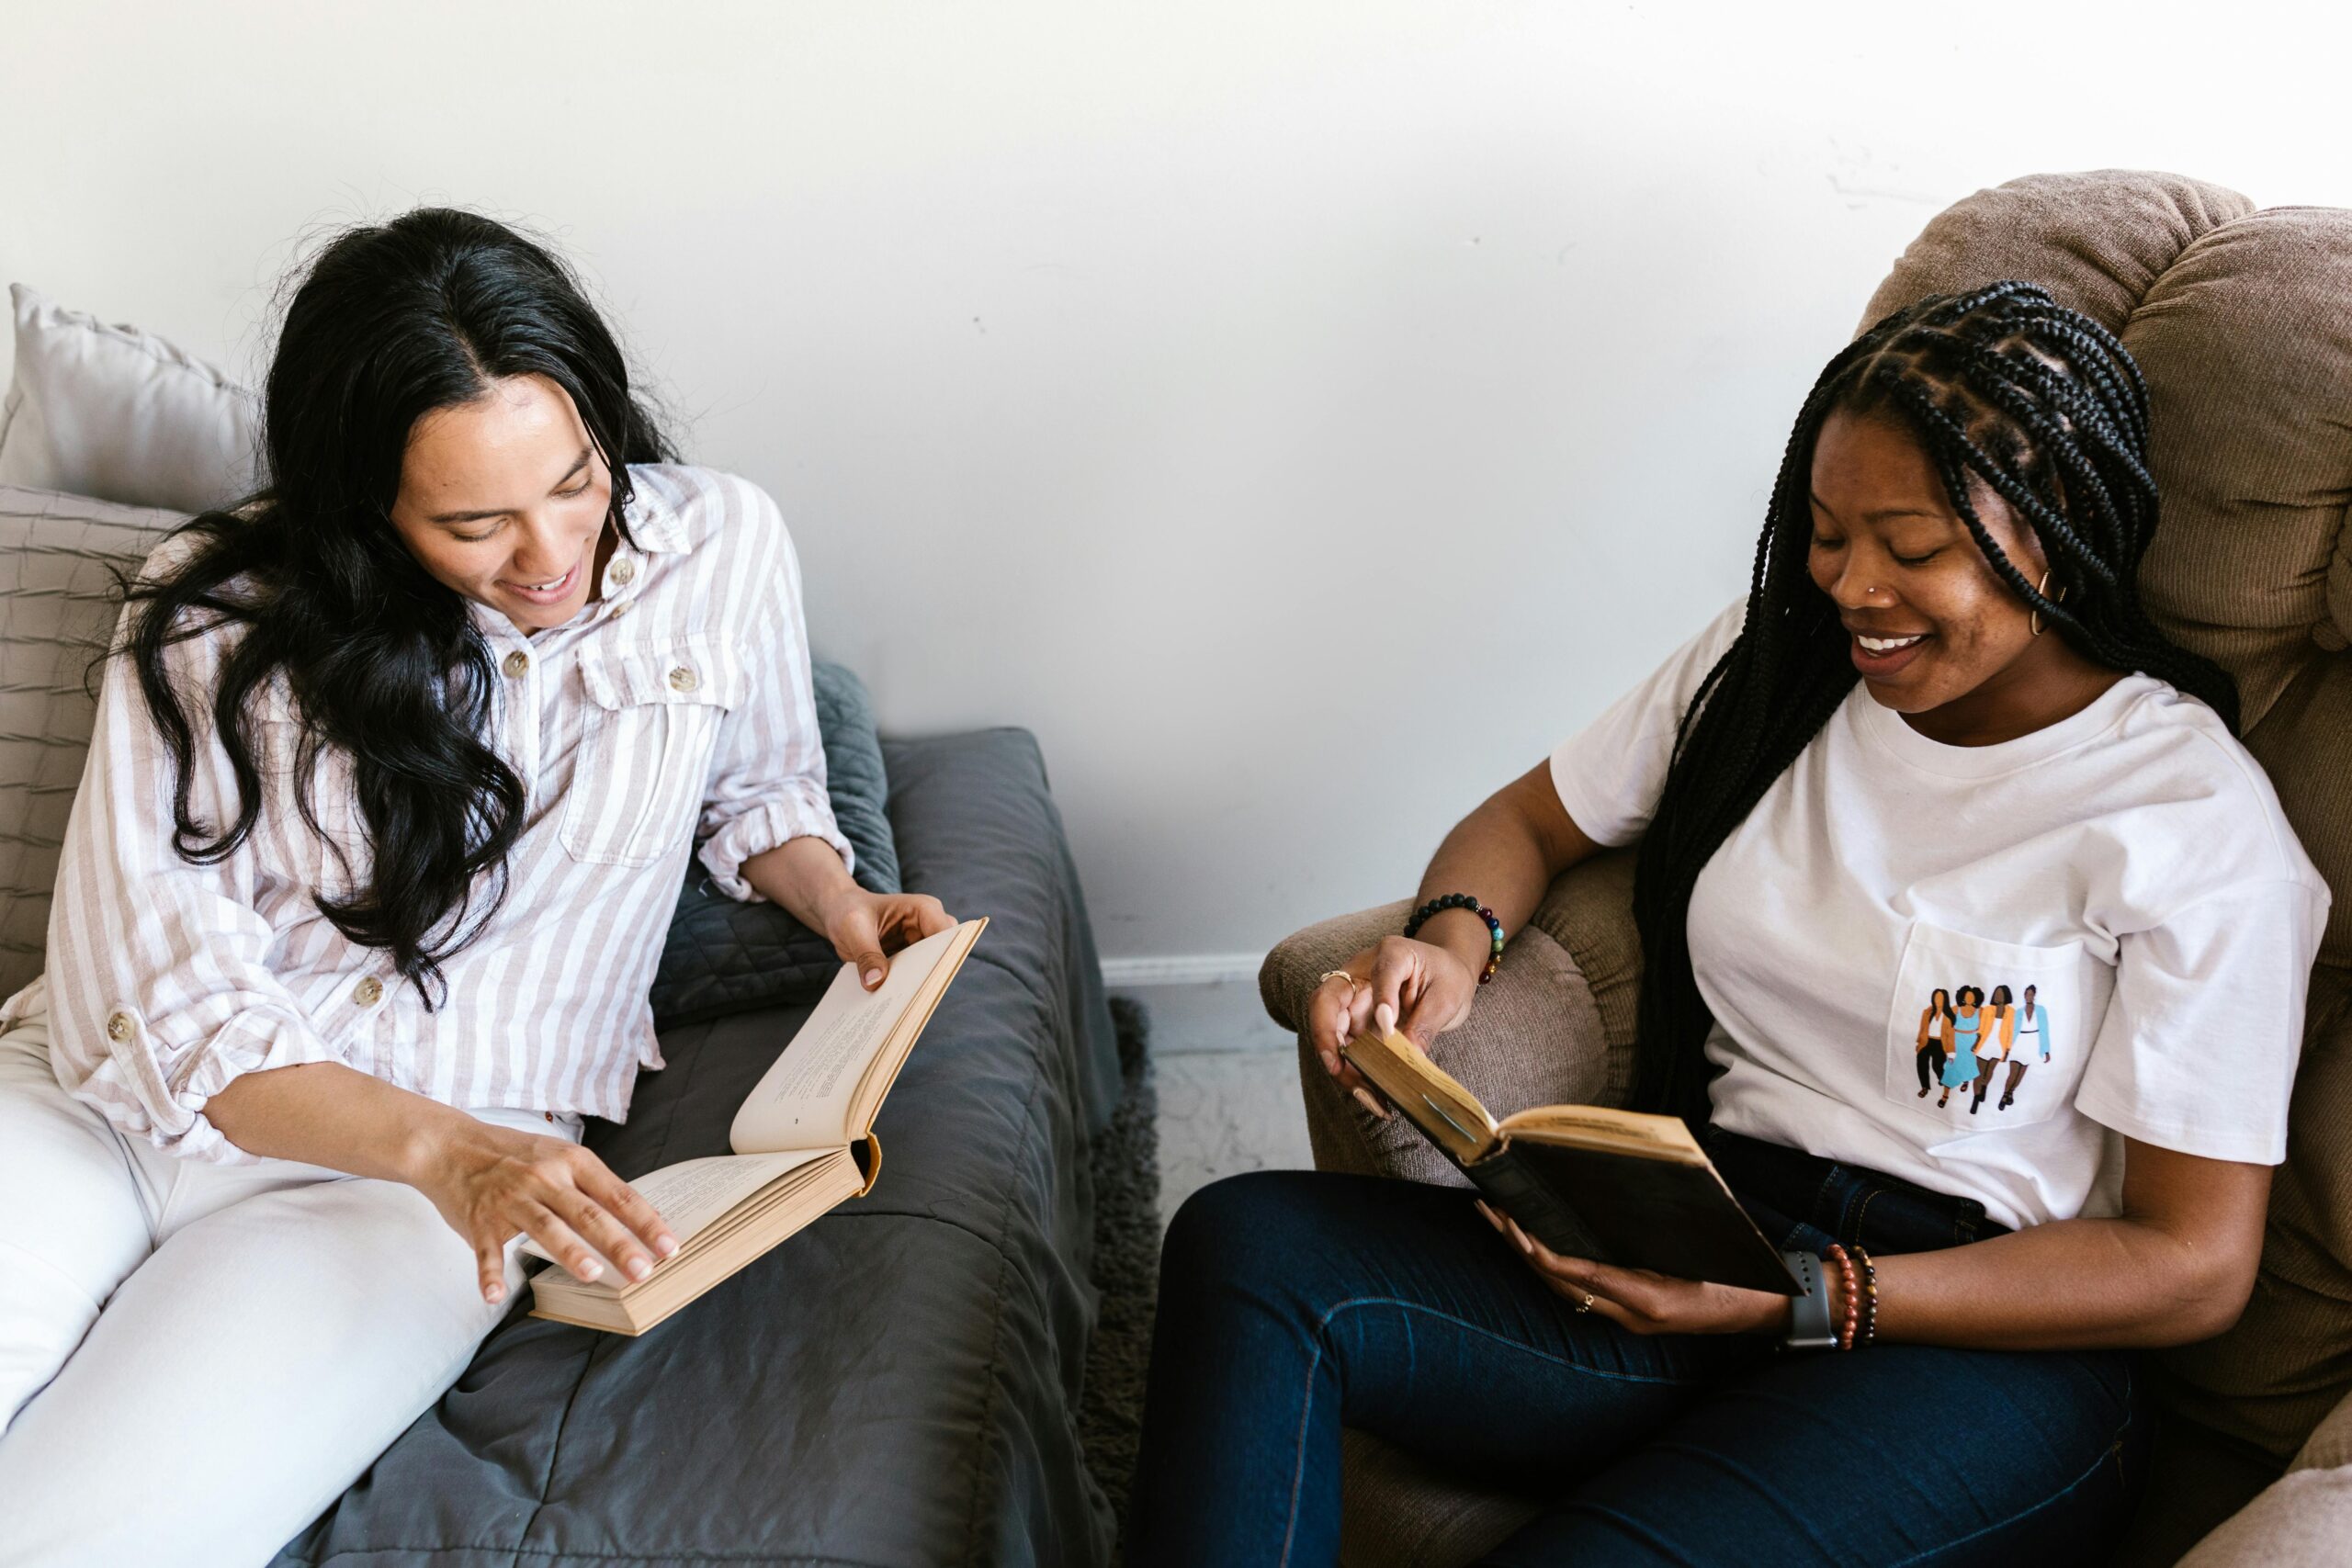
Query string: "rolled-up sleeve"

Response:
xmin=42 ymin=617 xmax=342 ymax=1165
xmin=694 ymin=485 xmax=851 ymax=902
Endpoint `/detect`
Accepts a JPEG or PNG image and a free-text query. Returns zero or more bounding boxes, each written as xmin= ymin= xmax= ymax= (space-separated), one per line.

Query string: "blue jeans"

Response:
xmin=1127 ymin=1132 xmax=2149 ymax=1566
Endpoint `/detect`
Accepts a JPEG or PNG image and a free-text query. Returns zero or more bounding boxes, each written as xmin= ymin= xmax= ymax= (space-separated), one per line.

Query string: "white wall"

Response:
xmin=6 ymin=0 xmax=2346 ymax=971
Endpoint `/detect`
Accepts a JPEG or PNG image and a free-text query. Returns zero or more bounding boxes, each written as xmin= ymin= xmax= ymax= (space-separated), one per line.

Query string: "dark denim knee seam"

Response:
xmin=1886 ymin=1365 xmax=2140 ymax=1568
xmin=1316 ymin=1297 xmax=1713 ymax=1390
xmin=1848 ymin=1185 xmax=1885 ymax=1243
xmin=1272 ymin=1297 xmax=1713 ymax=1568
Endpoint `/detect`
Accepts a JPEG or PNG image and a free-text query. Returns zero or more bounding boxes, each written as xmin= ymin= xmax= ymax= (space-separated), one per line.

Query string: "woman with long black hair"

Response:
xmin=1126 ymin=284 xmax=2329 ymax=1564
xmin=1914 ymin=983 xmax=1955 ymax=1097
xmin=0 ymin=209 xmax=949 ymax=1564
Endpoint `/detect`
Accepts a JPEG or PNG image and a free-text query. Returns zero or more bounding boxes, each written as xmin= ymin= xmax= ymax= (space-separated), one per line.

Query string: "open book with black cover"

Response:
xmin=527 ymin=918 xmax=988 ymax=1334
xmin=1341 ymin=1027 xmax=1799 ymax=1294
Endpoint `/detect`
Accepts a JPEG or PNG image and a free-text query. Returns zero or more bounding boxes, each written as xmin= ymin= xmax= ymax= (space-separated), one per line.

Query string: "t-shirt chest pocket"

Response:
xmin=1883 ymin=921 xmax=2106 ymax=1132
xmin=561 ymin=638 xmax=746 ymax=868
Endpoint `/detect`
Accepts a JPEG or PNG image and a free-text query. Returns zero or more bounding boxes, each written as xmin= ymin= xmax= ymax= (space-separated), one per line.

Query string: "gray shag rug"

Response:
xmin=1079 ymin=997 xmax=1162 ymax=1558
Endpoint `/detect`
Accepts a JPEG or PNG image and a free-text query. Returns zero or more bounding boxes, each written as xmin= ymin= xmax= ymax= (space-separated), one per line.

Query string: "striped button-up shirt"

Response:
xmin=10 ymin=465 xmax=847 ymax=1164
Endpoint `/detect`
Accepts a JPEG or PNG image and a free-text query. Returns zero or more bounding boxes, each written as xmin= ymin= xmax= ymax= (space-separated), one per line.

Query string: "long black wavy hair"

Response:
xmin=1627 ymin=281 xmax=2235 ymax=1127
xmin=125 ymin=208 xmax=674 ymax=1003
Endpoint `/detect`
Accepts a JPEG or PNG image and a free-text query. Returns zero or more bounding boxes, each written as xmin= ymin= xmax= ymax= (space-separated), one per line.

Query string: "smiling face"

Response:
xmin=387 ymin=373 xmax=614 ymax=633
xmin=1804 ymin=406 xmax=2114 ymax=742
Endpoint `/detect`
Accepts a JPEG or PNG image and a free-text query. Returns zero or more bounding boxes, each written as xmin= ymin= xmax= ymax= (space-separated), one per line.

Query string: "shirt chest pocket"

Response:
xmin=254 ymin=682 xmax=368 ymax=899
xmin=1883 ymin=921 xmax=2109 ymax=1133
xmin=560 ymin=639 xmax=747 ymax=868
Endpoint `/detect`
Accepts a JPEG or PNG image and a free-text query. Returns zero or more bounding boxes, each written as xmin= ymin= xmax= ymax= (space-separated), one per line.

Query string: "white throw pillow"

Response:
xmin=0 ymin=284 xmax=261 ymax=514
xmin=0 ymin=483 xmax=181 ymax=997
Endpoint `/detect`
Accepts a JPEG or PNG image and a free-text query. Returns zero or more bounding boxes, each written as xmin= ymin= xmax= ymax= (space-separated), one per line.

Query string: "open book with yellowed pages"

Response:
xmin=526 ymin=918 xmax=988 ymax=1334
xmin=1340 ymin=1026 xmax=1799 ymax=1294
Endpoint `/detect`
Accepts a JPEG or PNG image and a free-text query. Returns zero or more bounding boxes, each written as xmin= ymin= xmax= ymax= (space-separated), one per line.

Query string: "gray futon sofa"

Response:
xmin=266 ymin=728 xmax=1125 ymax=1567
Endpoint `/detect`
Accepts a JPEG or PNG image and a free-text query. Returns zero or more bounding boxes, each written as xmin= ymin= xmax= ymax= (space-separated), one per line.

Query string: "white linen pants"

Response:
xmin=0 ymin=1004 xmax=577 ymax=1567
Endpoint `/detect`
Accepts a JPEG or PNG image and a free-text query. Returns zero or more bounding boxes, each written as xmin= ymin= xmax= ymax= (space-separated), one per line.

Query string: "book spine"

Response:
xmin=1464 ymin=1147 xmax=1608 ymax=1261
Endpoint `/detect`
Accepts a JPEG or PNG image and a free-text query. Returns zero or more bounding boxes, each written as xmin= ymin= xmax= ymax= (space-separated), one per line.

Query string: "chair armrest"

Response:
xmin=1257 ymin=850 xmax=1644 ymax=1187
xmin=2176 ymin=1388 xmax=2352 ymax=1568
xmin=2292 ymin=1387 xmax=2352 ymax=1473
xmin=1335 ymin=1429 xmax=1542 ymax=1568
xmin=1519 ymin=847 xmax=1643 ymax=1066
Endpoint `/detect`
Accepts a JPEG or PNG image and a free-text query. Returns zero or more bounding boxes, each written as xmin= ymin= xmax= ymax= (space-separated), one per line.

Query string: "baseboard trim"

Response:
xmin=1101 ymin=953 xmax=1266 ymax=988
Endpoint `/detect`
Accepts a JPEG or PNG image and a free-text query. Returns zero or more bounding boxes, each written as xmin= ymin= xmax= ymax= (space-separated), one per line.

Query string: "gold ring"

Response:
xmin=1317 ymin=970 xmax=1358 ymax=989
xmin=1575 ymin=1292 xmax=1596 ymax=1314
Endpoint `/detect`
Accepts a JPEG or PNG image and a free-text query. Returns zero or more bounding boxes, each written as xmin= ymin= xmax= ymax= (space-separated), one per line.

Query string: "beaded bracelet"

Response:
xmin=1824 ymin=1244 xmax=1862 ymax=1351
xmin=1403 ymin=894 xmax=1506 ymax=985
xmin=1850 ymin=1245 xmax=1879 ymax=1348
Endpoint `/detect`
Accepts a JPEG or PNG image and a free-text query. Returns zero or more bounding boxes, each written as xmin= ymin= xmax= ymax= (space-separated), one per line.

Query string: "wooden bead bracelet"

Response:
xmin=1825 ymin=1244 xmax=1861 ymax=1350
xmin=1824 ymin=1243 xmax=1880 ymax=1350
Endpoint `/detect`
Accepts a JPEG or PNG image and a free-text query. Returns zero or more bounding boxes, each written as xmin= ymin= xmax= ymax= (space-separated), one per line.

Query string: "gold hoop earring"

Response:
xmin=2030 ymin=570 xmax=2066 ymax=636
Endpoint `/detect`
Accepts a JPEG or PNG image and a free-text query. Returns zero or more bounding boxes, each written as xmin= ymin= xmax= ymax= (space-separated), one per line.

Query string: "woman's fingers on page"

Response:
xmin=517 ymin=1199 xmax=605 ymax=1283
xmin=537 ymin=1155 xmax=659 ymax=1280
xmin=553 ymin=1187 xmax=660 ymax=1283
xmin=876 ymin=893 xmax=953 ymax=951
xmin=832 ymin=900 xmax=890 ymax=989
xmin=583 ymin=1168 xmax=678 ymax=1258
xmin=557 ymin=1170 xmax=673 ymax=1279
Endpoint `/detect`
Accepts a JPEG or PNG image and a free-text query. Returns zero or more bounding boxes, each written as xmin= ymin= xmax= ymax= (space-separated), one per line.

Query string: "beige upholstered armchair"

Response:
xmin=1260 ymin=171 xmax=2352 ymax=1568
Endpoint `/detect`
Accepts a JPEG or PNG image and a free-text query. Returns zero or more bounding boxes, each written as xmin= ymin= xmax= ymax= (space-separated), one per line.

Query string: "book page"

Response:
xmin=523 ymin=1149 xmax=826 ymax=1280
xmin=729 ymin=920 xmax=980 ymax=1154
xmin=1500 ymin=1104 xmax=1707 ymax=1163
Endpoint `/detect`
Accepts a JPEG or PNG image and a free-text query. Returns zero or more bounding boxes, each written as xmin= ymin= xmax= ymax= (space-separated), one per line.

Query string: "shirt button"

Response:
xmin=609 ymin=558 xmax=636 ymax=587
xmin=503 ymin=649 xmax=530 ymax=678
xmin=106 ymin=1010 xmax=134 ymax=1042
xmin=668 ymin=666 xmax=699 ymax=693
xmin=354 ymin=976 xmax=384 ymax=1007
xmin=608 ymin=599 xmax=632 ymax=619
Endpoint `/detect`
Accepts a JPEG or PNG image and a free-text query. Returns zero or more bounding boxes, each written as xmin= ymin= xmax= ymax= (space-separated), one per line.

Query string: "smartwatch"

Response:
xmin=1781 ymin=1249 xmax=1837 ymax=1350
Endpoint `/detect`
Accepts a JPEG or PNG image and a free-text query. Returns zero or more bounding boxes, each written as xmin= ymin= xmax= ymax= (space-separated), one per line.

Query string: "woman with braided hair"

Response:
xmin=1973 ymin=983 xmax=2020 ymax=1113
xmin=1126 ymin=284 xmax=2329 ymax=1564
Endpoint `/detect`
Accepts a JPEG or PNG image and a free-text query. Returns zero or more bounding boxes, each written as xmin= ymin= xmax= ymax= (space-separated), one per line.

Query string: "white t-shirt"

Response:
xmin=1550 ymin=598 xmax=2328 ymax=1232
